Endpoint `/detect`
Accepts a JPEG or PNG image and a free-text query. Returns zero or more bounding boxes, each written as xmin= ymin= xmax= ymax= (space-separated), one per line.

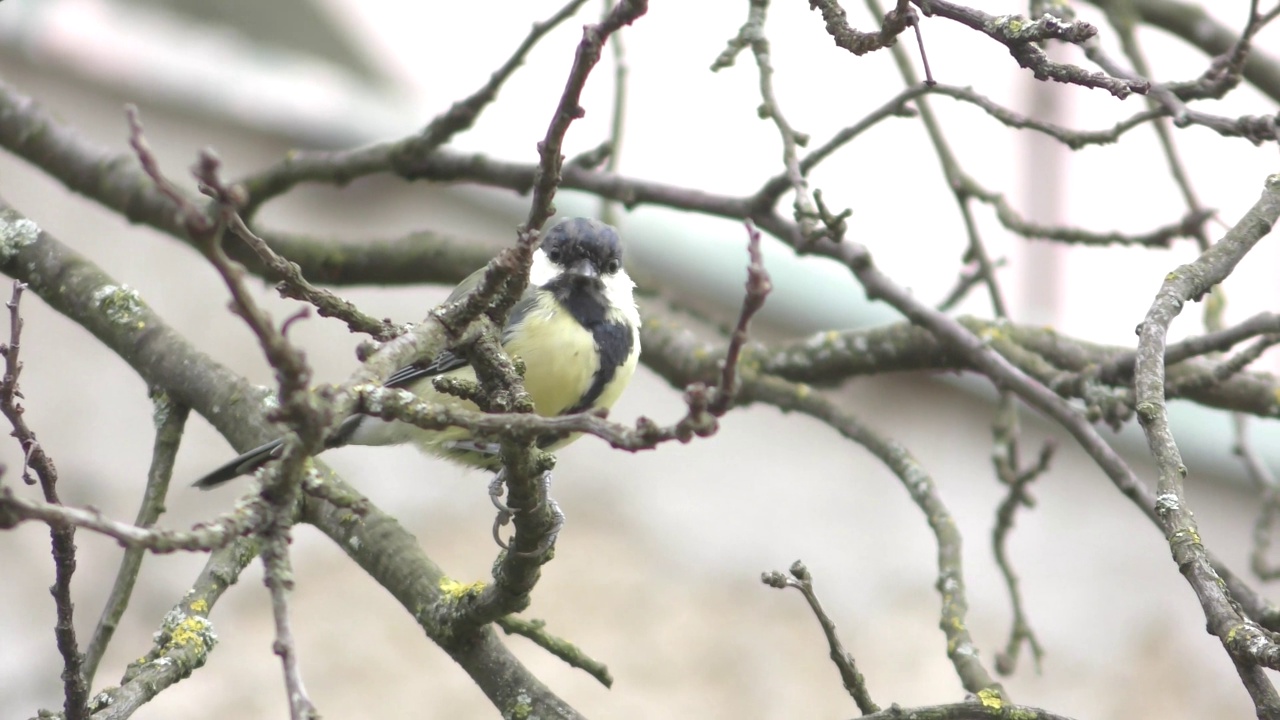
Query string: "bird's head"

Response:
xmin=532 ymin=217 xmax=625 ymax=291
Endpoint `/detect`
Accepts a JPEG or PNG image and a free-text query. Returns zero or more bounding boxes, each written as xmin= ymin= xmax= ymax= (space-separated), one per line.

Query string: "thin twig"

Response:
xmin=598 ymin=0 xmax=630 ymax=227
xmin=1233 ymin=413 xmax=1280 ymax=580
xmin=0 ymin=280 xmax=89 ymax=720
xmin=716 ymin=0 xmax=821 ymax=239
xmin=938 ymin=259 xmax=1008 ymax=312
xmin=521 ymin=0 xmax=649 ymax=240
xmin=261 ymin=533 xmax=317 ymax=720
xmin=1102 ymin=4 xmax=1212 ymax=253
xmin=84 ymin=391 xmax=190 ymax=684
xmin=710 ymin=220 xmax=772 ymax=414
xmin=1166 ymin=334 xmax=1280 ymax=397
xmin=0 ymin=488 xmax=271 ymax=551
xmin=969 ymin=185 xmax=1213 ymax=248
xmin=804 ymin=0 xmax=919 ymax=57
xmin=128 ymin=109 xmax=323 ymax=719
xmin=225 ymin=212 xmax=399 ymax=340
xmin=918 ymin=0 xmax=1148 ymax=96
xmin=990 ymin=395 xmax=1052 ymax=675
xmin=496 ymin=614 xmax=613 ymax=687
xmin=753 ymin=83 xmax=925 ymax=208
xmin=238 ymin=0 xmax=594 ymax=214
xmin=763 ymin=560 xmax=880 ymax=714
xmin=746 ymin=374 xmax=1000 ymax=695
xmin=870 ymin=0 xmax=1007 ymax=317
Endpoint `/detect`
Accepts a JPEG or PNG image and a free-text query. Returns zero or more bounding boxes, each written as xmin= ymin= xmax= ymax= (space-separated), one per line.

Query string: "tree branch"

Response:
xmin=1133 ymin=174 xmax=1280 ymax=716
xmin=83 ymin=392 xmax=189 ymax=685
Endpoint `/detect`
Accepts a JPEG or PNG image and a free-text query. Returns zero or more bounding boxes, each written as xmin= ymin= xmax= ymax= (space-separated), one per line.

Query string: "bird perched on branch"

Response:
xmin=193 ymin=217 xmax=641 ymax=489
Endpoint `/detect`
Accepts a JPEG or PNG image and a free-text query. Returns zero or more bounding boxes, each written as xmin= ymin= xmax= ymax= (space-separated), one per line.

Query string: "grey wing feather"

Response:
xmin=386 ymin=273 xmax=538 ymax=388
xmin=383 ymin=351 xmax=469 ymax=388
xmin=502 ymin=291 xmax=541 ymax=345
xmin=381 ymin=265 xmax=487 ymax=387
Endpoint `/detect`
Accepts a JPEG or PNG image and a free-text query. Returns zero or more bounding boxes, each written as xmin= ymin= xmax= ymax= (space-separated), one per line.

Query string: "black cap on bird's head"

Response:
xmin=541 ymin=218 xmax=624 ymax=281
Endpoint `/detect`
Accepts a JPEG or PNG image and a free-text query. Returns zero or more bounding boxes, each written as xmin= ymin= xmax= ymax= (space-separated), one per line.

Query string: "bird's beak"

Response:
xmin=568 ymin=257 xmax=599 ymax=279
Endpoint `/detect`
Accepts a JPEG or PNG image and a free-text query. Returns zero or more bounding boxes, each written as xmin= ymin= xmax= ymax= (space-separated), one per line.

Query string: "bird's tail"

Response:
xmin=192 ymin=416 xmax=364 ymax=489
xmin=192 ymin=438 xmax=285 ymax=489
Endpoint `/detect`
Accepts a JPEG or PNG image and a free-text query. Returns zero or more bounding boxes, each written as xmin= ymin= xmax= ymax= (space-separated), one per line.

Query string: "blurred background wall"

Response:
xmin=1 ymin=1 xmax=1275 ymax=717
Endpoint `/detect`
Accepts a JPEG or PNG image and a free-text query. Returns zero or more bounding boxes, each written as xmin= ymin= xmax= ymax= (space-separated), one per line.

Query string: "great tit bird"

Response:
xmin=193 ymin=217 xmax=641 ymax=489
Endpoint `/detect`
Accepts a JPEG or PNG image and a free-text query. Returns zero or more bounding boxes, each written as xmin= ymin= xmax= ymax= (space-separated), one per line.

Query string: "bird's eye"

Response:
xmin=546 ymin=248 xmax=563 ymax=264
xmin=605 ymin=258 xmax=621 ymax=274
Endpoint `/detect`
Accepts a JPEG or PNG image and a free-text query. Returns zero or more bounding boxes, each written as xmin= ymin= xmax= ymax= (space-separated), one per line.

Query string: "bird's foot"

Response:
xmin=488 ymin=470 xmax=513 ymax=514
xmin=490 ymin=470 xmax=563 ymax=557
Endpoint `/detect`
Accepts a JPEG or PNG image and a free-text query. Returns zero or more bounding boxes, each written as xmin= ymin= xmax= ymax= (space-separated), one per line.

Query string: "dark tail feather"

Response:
xmin=193 ymin=416 xmax=367 ymax=489
xmin=192 ymin=438 xmax=285 ymax=489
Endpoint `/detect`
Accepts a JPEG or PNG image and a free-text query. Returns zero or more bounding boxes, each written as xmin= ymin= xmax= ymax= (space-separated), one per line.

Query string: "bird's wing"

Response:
xmin=382 ymin=351 xmax=469 ymax=388
xmin=385 ymin=278 xmax=542 ymax=389
xmin=501 ymin=291 xmax=540 ymax=346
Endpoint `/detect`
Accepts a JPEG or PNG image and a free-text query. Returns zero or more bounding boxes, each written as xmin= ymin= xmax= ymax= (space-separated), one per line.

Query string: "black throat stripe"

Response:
xmin=570 ymin=320 xmax=633 ymax=413
xmin=551 ymin=278 xmax=634 ymax=414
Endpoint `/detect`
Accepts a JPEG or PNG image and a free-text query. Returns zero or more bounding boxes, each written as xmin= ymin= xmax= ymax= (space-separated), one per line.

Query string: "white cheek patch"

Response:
xmin=602 ymin=270 xmax=640 ymax=326
xmin=528 ymin=249 xmax=559 ymax=287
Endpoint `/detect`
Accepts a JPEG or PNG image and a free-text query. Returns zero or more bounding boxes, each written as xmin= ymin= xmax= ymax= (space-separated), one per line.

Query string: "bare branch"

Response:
xmin=747 ymin=374 xmax=998 ymax=693
xmin=1081 ymin=0 xmax=1280 ymax=104
xmin=1233 ymin=413 xmax=1280 ymax=580
xmin=990 ymin=396 xmax=1052 ymax=675
xmin=0 ymin=488 xmax=271 ymax=551
xmin=709 ymin=221 xmax=772 ymax=414
xmin=238 ymin=0 xmax=595 ymax=214
xmin=763 ymin=560 xmax=880 ymax=714
xmin=496 ymin=614 xmax=613 ymax=688
xmin=916 ymin=0 xmax=1149 ymax=97
xmin=803 ymin=0 xmax=917 ymax=57
xmin=261 ymin=532 xmax=318 ymax=720
xmin=0 ymin=281 xmax=89 ymax=720
xmin=598 ymin=0 xmax=631 ymax=227
xmin=87 ymin=538 xmax=258 ymax=720
xmin=1133 ymin=174 xmax=1280 ymax=714
xmin=868 ymin=0 xmax=1008 ymax=317
xmin=520 ymin=0 xmax=649 ymax=239
xmin=717 ymin=0 xmax=821 ymax=237
xmin=84 ymin=392 xmax=190 ymax=685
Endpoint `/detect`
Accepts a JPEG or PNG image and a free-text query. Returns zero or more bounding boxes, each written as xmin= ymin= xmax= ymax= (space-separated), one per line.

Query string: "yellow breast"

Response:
xmin=504 ymin=299 xmax=603 ymax=416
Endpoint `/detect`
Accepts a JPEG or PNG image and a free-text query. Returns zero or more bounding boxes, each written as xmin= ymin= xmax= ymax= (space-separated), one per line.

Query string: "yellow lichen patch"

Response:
xmin=188 ymin=598 xmax=209 ymax=615
xmin=165 ymin=615 xmax=217 ymax=653
xmin=795 ymin=383 xmax=811 ymax=399
xmin=977 ymin=687 xmax=1004 ymax=709
xmin=439 ymin=577 xmax=487 ymax=599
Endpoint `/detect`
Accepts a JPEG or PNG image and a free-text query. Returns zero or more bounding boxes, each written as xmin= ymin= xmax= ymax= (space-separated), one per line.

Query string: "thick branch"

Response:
xmin=1133 ymin=174 xmax=1280 ymax=716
